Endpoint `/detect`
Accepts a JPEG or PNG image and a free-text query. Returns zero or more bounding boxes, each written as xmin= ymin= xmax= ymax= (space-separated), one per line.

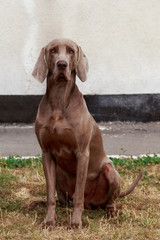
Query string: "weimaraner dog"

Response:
xmin=32 ymin=39 xmax=142 ymax=229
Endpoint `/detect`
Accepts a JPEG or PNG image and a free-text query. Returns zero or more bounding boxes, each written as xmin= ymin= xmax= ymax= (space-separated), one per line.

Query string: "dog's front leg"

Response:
xmin=42 ymin=152 xmax=56 ymax=230
xmin=71 ymin=150 xmax=89 ymax=228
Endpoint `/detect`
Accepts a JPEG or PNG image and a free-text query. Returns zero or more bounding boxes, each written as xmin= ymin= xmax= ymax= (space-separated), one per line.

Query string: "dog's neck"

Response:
xmin=46 ymin=72 xmax=76 ymax=112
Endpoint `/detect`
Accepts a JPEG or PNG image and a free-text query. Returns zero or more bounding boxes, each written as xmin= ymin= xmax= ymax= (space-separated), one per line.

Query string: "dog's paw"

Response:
xmin=106 ymin=203 xmax=117 ymax=219
xmin=71 ymin=220 xmax=82 ymax=229
xmin=42 ymin=214 xmax=57 ymax=231
xmin=42 ymin=219 xmax=56 ymax=231
xmin=71 ymin=211 xmax=82 ymax=229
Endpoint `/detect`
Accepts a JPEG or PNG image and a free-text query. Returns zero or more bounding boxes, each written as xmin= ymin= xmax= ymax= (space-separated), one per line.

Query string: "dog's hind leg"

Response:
xmin=103 ymin=163 xmax=121 ymax=218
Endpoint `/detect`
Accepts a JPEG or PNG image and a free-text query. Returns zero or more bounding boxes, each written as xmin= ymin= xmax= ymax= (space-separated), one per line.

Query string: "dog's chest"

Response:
xmin=40 ymin=110 xmax=77 ymax=158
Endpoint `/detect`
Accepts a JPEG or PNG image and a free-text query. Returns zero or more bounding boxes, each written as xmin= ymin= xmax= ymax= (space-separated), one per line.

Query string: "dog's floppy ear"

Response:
xmin=32 ymin=48 xmax=48 ymax=83
xmin=76 ymin=46 xmax=89 ymax=82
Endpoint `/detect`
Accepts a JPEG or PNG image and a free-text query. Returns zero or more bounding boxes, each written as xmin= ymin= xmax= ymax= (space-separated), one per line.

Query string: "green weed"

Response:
xmin=0 ymin=155 xmax=42 ymax=169
xmin=0 ymin=154 xmax=159 ymax=169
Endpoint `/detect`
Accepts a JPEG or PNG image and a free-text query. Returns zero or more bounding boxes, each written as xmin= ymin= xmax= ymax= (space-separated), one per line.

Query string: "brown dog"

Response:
xmin=32 ymin=39 xmax=142 ymax=229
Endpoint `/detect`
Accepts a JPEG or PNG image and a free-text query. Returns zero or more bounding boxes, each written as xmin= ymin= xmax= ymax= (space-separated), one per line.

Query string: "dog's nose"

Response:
xmin=57 ymin=60 xmax=68 ymax=70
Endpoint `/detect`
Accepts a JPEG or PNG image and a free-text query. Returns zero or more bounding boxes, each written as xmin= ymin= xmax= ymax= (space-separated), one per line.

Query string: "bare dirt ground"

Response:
xmin=0 ymin=122 xmax=160 ymax=157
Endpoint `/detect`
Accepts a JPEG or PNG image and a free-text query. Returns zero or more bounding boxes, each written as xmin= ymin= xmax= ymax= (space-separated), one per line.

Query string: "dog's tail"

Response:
xmin=119 ymin=173 xmax=143 ymax=198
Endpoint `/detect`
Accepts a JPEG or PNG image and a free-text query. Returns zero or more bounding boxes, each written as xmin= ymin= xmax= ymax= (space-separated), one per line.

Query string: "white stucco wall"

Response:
xmin=0 ymin=0 xmax=160 ymax=95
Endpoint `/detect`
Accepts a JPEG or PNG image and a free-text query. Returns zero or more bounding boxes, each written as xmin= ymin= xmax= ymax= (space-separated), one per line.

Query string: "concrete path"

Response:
xmin=0 ymin=122 xmax=160 ymax=157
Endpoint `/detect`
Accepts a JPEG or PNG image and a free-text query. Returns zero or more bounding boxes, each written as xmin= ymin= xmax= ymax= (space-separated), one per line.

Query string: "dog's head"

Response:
xmin=32 ymin=39 xmax=89 ymax=83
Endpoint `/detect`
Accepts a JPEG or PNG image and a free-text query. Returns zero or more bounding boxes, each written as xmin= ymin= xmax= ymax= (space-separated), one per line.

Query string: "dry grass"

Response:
xmin=0 ymin=158 xmax=160 ymax=240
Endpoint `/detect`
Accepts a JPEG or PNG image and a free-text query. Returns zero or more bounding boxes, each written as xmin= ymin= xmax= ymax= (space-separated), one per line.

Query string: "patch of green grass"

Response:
xmin=0 ymin=169 xmax=23 ymax=212
xmin=0 ymin=155 xmax=42 ymax=169
xmin=111 ymin=154 xmax=160 ymax=169
xmin=0 ymin=169 xmax=17 ymax=188
xmin=1 ymin=199 xmax=22 ymax=212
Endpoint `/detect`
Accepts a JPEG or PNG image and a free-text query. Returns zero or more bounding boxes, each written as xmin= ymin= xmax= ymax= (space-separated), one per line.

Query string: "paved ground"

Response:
xmin=0 ymin=122 xmax=160 ymax=157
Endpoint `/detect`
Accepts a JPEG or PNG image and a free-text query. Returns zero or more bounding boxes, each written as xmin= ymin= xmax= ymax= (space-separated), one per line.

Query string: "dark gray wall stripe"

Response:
xmin=0 ymin=94 xmax=160 ymax=123
xmin=84 ymin=94 xmax=160 ymax=122
xmin=0 ymin=95 xmax=42 ymax=123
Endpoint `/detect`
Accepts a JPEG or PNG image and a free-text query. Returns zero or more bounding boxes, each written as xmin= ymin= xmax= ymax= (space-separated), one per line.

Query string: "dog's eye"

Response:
xmin=69 ymin=49 xmax=74 ymax=55
xmin=50 ymin=48 xmax=56 ymax=54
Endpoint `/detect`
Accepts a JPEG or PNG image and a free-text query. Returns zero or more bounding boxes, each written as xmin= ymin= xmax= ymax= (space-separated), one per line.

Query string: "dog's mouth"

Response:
xmin=57 ymin=72 xmax=67 ymax=80
xmin=59 ymin=73 xmax=65 ymax=78
xmin=56 ymin=71 xmax=71 ymax=81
